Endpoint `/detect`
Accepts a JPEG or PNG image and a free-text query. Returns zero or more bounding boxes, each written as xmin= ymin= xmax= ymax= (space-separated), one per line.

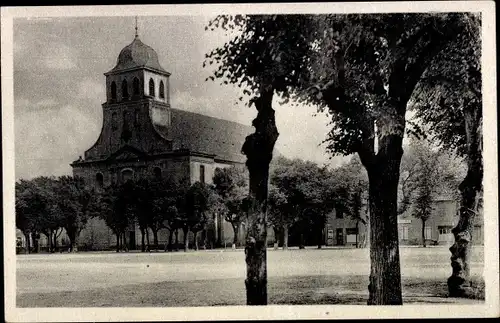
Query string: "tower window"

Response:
xmin=96 ymin=173 xmax=104 ymax=188
xmin=133 ymin=77 xmax=140 ymax=96
xmin=122 ymin=80 xmax=129 ymax=99
xmin=110 ymin=81 xmax=117 ymax=101
xmin=199 ymin=165 xmax=205 ymax=184
xmin=149 ymin=78 xmax=155 ymax=96
xmin=153 ymin=167 xmax=162 ymax=180
xmin=159 ymin=80 xmax=165 ymax=98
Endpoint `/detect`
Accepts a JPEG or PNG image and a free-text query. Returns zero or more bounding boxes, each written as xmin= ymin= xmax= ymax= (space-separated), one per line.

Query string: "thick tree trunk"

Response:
xmin=366 ymin=142 xmax=404 ymax=305
xmin=241 ymin=88 xmax=277 ymax=305
xmin=299 ymin=233 xmax=305 ymax=249
xmin=182 ymin=227 xmax=189 ymax=252
xmin=422 ymin=219 xmax=427 ymax=248
xmin=448 ymin=109 xmax=483 ymax=298
xmin=116 ymin=233 xmax=120 ymax=252
xmin=283 ymin=225 xmax=289 ymax=250
xmin=232 ymin=223 xmax=239 ymax=247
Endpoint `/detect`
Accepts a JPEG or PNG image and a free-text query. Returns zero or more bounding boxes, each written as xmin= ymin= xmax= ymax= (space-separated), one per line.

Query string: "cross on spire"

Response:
xmin=135 ymin=16 xmax=138 ymax=38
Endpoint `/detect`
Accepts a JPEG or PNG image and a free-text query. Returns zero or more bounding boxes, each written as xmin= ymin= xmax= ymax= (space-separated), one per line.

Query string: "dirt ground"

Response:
xmin=16 ymin=246 xmax=484 ymax=307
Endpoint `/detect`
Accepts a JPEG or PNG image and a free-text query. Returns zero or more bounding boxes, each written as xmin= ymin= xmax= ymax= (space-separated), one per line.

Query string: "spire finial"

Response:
xmin=135 ymin=16 xmax=138 ymax=38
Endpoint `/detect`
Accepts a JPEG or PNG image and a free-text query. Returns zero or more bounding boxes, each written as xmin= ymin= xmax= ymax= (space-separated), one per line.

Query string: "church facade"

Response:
xmin=71 ymin=33 xmax=253 ymax=250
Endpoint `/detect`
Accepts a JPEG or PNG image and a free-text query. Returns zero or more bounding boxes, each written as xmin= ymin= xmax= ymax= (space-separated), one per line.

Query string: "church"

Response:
xmin=71 ymin=29 xmax=253 ymax=250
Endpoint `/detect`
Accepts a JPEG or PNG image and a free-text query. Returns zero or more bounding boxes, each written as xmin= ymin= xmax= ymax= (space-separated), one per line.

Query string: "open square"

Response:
xmin=17 ymin=246 xmax=484 ymax=307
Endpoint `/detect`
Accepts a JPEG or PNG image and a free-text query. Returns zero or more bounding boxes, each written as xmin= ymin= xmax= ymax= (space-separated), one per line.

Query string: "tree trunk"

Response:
xmin=356 ymin=221 xmax=359 ymax=249
xmin=116 ymin=233 xmax=120 ymax=252
xmin=317 ymin=223 xmax=323 ymax=249
xmin=241 ymin=88 xmax=277 ymax=305
xmin=422 ymin=219 xmax=427 ymax=248
xmin=24 ymin=232 xmax=31 ymax=254
xmin=299 ymin=233 xmax=305 ymax=249
xmin=175 ymin=229 xmax=179 ymax=251
xmin=448 ymin=109 xmax=483 ymax=298
xmin=283 ymin=225 xmax=289 ymax=250
xmin=140 ymin=228 xmax=146 ymax=252
xmin=67 ymin=229 xmax=77 ymax=252
xmin=366 ymin=148 xmax=403 ymax=305
xmin=153 ymin=229 xmax=159 ymax=251
xmin=194 ymin=231 xmax=199 ymax=251
xmin=182 ymin=227 xmax=189 ymax=252
xmin=167 ymin=228 xmax=174 ymax=252
xmin=232 ymin=222 xmax=239 ymax=247
xmin=146 ymin=229 xmax=150 ymax=251
xmin=123 ymin=231 xmax=128 ymax=252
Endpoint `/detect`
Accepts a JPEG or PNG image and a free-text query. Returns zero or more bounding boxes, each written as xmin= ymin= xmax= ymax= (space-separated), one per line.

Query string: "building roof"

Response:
xmin=107 ymin=36 xmax=167 ymax=74
xmin=164 ymin=109 xmax=252 ymax=163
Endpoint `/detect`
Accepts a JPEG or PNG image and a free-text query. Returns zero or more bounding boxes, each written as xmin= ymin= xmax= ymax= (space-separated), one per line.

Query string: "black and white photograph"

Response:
xmin=2 ymin=2 xmax=498 ymax=321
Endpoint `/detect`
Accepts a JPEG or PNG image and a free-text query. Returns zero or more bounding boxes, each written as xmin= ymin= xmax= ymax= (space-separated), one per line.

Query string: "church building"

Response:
xmin=71 ymin=30 xmax=252 ymax=250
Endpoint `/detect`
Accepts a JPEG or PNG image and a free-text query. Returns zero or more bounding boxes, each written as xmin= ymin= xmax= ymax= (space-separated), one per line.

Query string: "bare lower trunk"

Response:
xmin=232 ymin=223 xmax=239 ymax=247
xmin=24 ymin=232 xmax=31 ymax=254
xmin=140 ymin=228 xmax=146 ymax=252
xmin=366 ymin=142 xmax=403 ymax=305
xmin=448 ymin=108 xmax=483 ymax=298
xmin=146 ymin=229 xmax=150 ymax=251
xmin=153 ymin=229 xmax=159 ymax=251
xmin=167 ymin=229 xmax=174 ymax=252
xmin=175 ymin=229 xmax=179 ymax=251
xmin=299 ymin=233 xmax=305 ymax=249
xmin=183 ymin=227 xmax=189 ymax=252
xmin=356 ymin=221 xmax=359 ymax=249
xmin=194 ymin=231 xmax=199 ymax=251
xmin=241 ymin=88 xmax=277 ymax=305
xmin=283 ymin=225 xmax=289 ymax=250
xmin=422 ymin=219 xmax=427 ymax=248
xmin=116 ymin=233 xmax=120 ymax=252
xmin=123 ymin=232 xmax=128 ymax=252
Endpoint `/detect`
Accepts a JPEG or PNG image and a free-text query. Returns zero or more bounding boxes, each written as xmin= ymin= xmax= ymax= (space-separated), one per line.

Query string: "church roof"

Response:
xmin=107 ymin=36 xmax=167 ymax=74
xmin=167 ymin=109 xmax=252 ymax=163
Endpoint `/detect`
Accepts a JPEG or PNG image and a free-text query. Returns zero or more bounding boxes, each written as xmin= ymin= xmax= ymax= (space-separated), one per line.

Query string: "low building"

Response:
xmin=324 ymin=195 xmax=484 ymax=248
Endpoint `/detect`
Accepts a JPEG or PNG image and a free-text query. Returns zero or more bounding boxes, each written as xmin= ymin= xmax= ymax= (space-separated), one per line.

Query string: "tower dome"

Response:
xmin=108 ymin=36 xmax=167 ymax=73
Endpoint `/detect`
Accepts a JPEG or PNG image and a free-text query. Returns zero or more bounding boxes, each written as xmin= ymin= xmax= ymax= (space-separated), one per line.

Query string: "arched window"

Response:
xmin=133 ymin=77 xmax=140 ymax=96
xmin=149 ymin=78 xmax=155 ymax=96
xmin=159 ymin=80 xmax=165 ymax=98
xmin=122 ymin=80 xmax=129 ymax=99
xmin=96 ymin=173 xmax=104 ymax=188
xmin=110 ymin=81 xmax=117 ymax=101
xmin=153 ymin=167 xmax=162 ymax=180
xmin=121 ymin=169 xmax=134 ymax=183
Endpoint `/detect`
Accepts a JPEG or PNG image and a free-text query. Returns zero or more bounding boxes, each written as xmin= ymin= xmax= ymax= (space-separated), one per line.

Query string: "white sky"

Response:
xmin=13 ymin=16 xmax=346 ymax=180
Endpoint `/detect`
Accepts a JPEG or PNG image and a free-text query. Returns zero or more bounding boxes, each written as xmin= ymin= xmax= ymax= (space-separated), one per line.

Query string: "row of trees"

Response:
xmin=15 ymin=175 xmax=214 ymax=253
xmin=15 ymin=139 xmax=462 ymax=254
xmin=205 ymin=13 xmax=481 ymax=303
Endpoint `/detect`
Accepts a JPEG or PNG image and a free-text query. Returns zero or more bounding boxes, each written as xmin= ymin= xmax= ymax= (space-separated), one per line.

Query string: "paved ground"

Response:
xmin=16 ymin=246 xmax=484 ymax=307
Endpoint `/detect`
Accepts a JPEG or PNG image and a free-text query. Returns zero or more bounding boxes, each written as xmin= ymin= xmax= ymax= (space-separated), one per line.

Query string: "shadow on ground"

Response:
xmin=17 ymin=275 xmax=484 ymax=307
